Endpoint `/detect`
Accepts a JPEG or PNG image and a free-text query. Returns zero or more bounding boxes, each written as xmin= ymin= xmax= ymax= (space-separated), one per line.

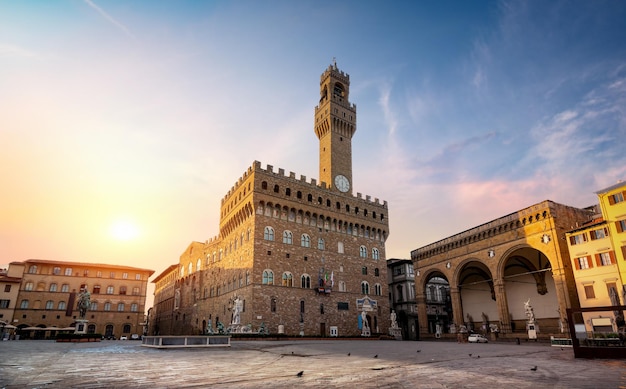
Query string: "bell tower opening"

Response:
xmin=314 ymin=61 xmax=357 ymax=194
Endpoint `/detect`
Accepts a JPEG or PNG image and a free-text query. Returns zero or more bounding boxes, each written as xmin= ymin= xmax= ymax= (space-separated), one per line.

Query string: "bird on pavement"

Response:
xmin=477 ymin=355 xmax=480 ymax=358
xmin=374 ymin=354 xmax=378 ymax=358
xmin=468 ymin=354 xmax=472 ymax=357
xmin=416 ymin=350 xmax=421 ymax=353
xmin=297 ymin=371 xmax=304 ymax=377
xmin=347 ymin=352 xmax=351 ymax=356
xmin=530 ymin=366 xmax=537 ymax=371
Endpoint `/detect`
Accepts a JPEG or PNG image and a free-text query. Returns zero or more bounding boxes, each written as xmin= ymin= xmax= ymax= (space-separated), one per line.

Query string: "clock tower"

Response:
xmin=314 ymin=61 xmax=357 ymax=194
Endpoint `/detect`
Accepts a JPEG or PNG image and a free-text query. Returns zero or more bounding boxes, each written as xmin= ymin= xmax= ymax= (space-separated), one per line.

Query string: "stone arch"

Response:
xmin=456 ymin=260 xmax=497 ymax=333
xmin=419 ymin=270 xmax=453 ymax=335
xmin=497 ymin=244 xmax=560 ymax=334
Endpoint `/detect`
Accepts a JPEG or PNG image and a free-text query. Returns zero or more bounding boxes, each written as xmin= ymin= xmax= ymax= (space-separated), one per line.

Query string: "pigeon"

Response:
xmin=468 ymin=353 xmax=472 ymax=357
xmin=477 ymin=355 xmax=480 ymax=358
xmin=291 ymin=351 xmax=294 ymax=355
xmin=530 ymin=366 xmax=537 ymax=371
xmin=297 ymin=371 xmax=304 ymax=377
xmin=374 ymin=354 xmax=378 ymax=358
xmin=416 ymin=350 xmax=421 ymax=353
xmin=347 ymin=352 xmax=351 ymax=356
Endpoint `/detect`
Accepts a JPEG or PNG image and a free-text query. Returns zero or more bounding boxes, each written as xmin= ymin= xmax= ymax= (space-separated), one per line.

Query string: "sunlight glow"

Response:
xmin=110 ymin=219 xmax=139 ymax=241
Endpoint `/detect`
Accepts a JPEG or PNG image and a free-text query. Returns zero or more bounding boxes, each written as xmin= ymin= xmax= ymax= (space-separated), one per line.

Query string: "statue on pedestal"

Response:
xmin=77 ymin=289 xmax=91 ymax=319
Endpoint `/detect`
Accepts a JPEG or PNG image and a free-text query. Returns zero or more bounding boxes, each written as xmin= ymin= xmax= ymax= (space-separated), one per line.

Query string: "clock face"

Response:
xmin=335 ymin=174 xmax=350 ymax=192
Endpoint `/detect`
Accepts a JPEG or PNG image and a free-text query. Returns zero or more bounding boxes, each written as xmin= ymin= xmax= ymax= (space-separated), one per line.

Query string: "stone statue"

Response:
xmin=390 ymin=310 xmax=398 ymax=329
xmin=231 ymin=296 xmax=242 ymax=325
xmin=361 ymin=311 xmax=369 ymax=330
xmin=524 ymin=299 xmax=535 ymax=324
xmin=77 ymin=289 xmax=91 ymax=319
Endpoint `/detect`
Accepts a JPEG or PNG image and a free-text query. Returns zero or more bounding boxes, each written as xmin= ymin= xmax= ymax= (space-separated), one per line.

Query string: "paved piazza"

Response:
xmin=1 ymin=339 xmax=625 ymax=388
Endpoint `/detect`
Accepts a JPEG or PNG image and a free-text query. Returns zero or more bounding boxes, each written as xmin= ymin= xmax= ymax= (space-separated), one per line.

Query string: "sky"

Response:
xmin=2 ymin=1 xmax=626 ymax=293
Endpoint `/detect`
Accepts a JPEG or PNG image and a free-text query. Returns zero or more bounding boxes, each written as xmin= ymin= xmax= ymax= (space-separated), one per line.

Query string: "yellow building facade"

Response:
xmin=566 ymin=182 xmax=626 ymax=333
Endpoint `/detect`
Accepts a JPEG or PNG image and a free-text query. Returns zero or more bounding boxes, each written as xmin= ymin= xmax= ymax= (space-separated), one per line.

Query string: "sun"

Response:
xmin=109 ymin=219 xmax=139 ymax=241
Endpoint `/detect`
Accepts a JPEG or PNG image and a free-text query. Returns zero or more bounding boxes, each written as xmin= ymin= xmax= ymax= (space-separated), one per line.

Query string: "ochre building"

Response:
xmin=151 ymin=63 xmax=391 ymax=337
xmin=411 ymin=201 xmax=594 ymax=340
xmin=4 ymin=259 xmax=154 ymax=339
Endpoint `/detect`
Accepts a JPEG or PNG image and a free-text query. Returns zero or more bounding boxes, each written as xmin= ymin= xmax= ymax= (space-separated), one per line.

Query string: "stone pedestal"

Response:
xmin=74 ymin=319 xmax=88 ymax=334
xmin=389 ymin=327 xmax=402 ymax=340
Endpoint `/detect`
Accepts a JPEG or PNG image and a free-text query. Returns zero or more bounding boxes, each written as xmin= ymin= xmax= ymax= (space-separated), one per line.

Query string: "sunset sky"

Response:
xmin=2 ymin=0 xmax=625 ymax=293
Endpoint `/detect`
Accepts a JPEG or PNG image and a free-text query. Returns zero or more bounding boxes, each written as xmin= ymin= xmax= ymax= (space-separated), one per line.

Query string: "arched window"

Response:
xmin=282 ymin=272 xmax=293 ymax=287
xmin=359 ymin=245 xmax=368 ymax=258
xmin=264 ymin=226 xmax=275 ymax=241
xmin=372 ymin=248 xmax=379 ymax=260
xmin=90 ymin=302 xmax=97 ymax=311
xmin=374 ymin=283 xmax=382 ymax=296
xmin=123 ymin=324 xmax=131 ymax=333
xmin=28 ymin=265 xmax=37 ymax=274
xmin=20 ymin=300 xmax=29 ymax=309
xmin=117 ymin=303 xmax=125 ymax=311
xmin=104 ymin=302 xmax=111 ymax=311
xmin=374 ymin=268 xmax=380 ymax=277
xmin=58 ymin=301 xmax=66 ymax=310
xmin=197 ymin=258 xmax=202 ymax=271
xmin=188 ymin=262 xmax=193 ymax=274
xmin=301 ymin=274 xmax=311 ymax=288
xmin=24 ymin=282 xmax=34 ymax=291
xmin=318 ymin=238 xmax=325 ymax=250
xmin=262 ymin=270 xmax=274 ymax=285
xmin=106 ymin=286 xmax=114 ymax=294
xmin=45 ymin=300 xmax=54 ymax=310
xmin=273 ymin=184 xmax=279 ymax=193
xmin=283 ymin=230 xmax=293 ymax=244
xmin=361 ymin=281 xmax=369 ymax=295
xmin=301 ymin=234 xmax=311 ymax=248
xmin=49 ymin=283 xmax=58 ymax=292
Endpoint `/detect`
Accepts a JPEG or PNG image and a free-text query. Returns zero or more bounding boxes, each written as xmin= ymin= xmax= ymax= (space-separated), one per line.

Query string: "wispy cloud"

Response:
xmin=378 ymin=81 xmax=397 ymax=137
xmin=84 ymin=0 xmax=136 ymax=40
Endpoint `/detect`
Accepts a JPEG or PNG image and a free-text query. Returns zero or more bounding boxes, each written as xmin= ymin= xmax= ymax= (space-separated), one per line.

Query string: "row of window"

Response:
xmin=22 ymin=282 xmax=140 ymax=296
xmin=26 ymin=265 xmax=142 ymax=280
xmin=569 ymin=227 xmax=609 ymax=245
xmin=259 ymin=182 xmax=385 ymax=222
xmin=18 ymin=300 xmax=139 ymax=312
xmin=182 ymin=230 xmax=254 ymax=277
xmin=574 ymin=251 xmax=616 ymax=270
xmin=260 ymin=270 xmax=383 ymax=296
xmin=582 ymin=282 xmax=620 ymax=300
xmin=257 ymin=202 xmax=386 ymax=242
xmin=263 ymin=227 xmax=380 ymax=259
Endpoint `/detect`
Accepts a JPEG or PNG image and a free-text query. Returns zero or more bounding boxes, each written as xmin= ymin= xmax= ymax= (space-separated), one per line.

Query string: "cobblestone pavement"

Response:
xmin=1 ymin=339 xmax=625 ymax=388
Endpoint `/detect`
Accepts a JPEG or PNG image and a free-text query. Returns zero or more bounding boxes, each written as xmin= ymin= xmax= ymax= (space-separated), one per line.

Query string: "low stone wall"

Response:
xmin=141 ymin=335 xmax=231 ymax=349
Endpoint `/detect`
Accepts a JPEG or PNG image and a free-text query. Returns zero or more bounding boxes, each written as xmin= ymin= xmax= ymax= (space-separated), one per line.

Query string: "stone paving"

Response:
xmin=1 ymin=338 xmax=625 ymax=388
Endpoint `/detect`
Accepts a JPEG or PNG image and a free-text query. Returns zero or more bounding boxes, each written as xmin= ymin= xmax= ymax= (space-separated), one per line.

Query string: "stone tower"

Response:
xmin=314 ymin=61 xmax=357 ymax=194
